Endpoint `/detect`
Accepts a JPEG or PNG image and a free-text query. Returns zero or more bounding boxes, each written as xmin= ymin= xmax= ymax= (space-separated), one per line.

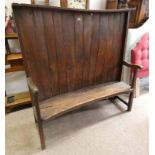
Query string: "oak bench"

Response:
xmin=13 ymin=4 xmax=141 ymax=149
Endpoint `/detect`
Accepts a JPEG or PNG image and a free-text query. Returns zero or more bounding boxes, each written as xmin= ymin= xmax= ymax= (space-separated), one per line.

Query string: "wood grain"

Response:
xmin=13 ymin=4 xmax=135 ymax=149
xmin=13 ymin=4 xmax=132 ymax=100
xmin=42 ymin=11 xmax=60 ymax=96
xmin=40 ymin=82 xmax=131 ymax=121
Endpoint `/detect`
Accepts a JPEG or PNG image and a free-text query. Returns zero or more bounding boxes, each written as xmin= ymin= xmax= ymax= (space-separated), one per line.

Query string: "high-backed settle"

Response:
xmin=13 ymin=4 xmax=141 ymax=149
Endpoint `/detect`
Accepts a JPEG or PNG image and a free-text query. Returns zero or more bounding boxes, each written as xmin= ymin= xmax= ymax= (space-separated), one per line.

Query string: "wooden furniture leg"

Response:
xmin=123 ymin=61 xmax=142 ymax=111
xmin=127 ymin=91 xmax=134 ymax=111
xmin=134 ymin=77 xmax=140 ymax=98
xmin=27 ymin=78 xmax=45 ymax=150
xmin=37 ymin=120 xmax=45 ymax=150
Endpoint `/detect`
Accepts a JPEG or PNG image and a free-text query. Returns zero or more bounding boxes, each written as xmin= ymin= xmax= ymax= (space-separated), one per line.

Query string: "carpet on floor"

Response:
xmin=6 ymin=93 xmax=149 ymax=155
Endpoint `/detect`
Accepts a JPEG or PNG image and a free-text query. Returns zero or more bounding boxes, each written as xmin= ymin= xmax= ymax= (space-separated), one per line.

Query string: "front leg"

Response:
xmin=123 ymin=60 xmax=142 ymax=111
xmin=27 ymin=77 xmax=45 ymax=150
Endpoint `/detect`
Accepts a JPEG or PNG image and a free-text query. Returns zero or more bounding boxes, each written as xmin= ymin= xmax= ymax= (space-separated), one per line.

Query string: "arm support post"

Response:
xmin=123 ymin=60 xmax=143 ymax=88
xmin=27 ymin=77 xmax=42 ymax=121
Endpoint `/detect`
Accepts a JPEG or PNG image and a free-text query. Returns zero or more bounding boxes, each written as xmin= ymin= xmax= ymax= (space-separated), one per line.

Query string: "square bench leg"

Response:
xmin=37 ymin=120 xmax=45 ymax=150
xmin=127 ymin=92 xmax=134 ymax=111
xmin=109 ymin=94 xmax=134 ymax=111
xmin=34 ymin=114 xmax=45 ymax=150
xmin=133 ymin=77 xmax=140 ymax=98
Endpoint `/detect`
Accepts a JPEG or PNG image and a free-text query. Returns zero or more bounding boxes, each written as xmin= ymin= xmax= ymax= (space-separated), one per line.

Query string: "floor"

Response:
xmin=6 ymin=90 xmax=149 ymax=155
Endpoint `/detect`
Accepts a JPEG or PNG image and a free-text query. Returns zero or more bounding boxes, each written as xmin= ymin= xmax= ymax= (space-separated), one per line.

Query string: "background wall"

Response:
xmin=89 ymin=0 xmax=106 ymax=9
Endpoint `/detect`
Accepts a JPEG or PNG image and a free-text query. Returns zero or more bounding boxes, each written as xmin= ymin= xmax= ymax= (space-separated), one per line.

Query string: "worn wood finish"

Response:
xmin=39 ymin=82 xmax=132 ymax=121
xmin=27 ymin=78 xmax=45 ymax=149
xmin=13 ymin=4 xmax=134 ymax=101
xmin=12 ymin=4 xmax=138 ymax=149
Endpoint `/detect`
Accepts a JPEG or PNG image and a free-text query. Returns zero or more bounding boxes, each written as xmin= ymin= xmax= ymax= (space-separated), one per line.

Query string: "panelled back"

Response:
xmin=13 ymin=4 xmax=130 ymax=101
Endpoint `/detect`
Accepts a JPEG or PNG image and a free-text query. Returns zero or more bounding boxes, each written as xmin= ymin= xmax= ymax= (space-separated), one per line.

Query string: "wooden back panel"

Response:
xmin=13 ymin=4 xmax=133 ymax=101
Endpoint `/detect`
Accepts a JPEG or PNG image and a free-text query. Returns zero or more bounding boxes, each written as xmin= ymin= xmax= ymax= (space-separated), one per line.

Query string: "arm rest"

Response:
xmin=27 ymin=77 xmax=42 ymax=121
xmin=27 ymin=77 xmax=39 ymax=94
xmin=123 ymin=60 xmax=143 ymax=88
xmin=123 ymin=60 xmax=143 ymax=70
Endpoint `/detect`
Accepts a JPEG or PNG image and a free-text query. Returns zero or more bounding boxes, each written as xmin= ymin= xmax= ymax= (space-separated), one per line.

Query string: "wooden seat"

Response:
xmin=40 ymin=82 xmax=131 ymax=121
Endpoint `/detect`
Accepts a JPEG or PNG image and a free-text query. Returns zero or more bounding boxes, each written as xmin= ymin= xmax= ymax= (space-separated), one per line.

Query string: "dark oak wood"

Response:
xmin=13 ymin=4 xmax=138 ymax=149
xmin=39 ymin=82 xmax=132 ymax=121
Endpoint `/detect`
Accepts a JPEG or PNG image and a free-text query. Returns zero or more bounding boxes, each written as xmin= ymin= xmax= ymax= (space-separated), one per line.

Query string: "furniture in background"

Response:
xmin=5 ymin=33 xmax=31 ymax=112
xmin=5 ymin=34 xmax=31 ymax=112
xmin=106 ymin=0 xmax=131 ymax=9
xmin=131 ymin=32 xmax=149 ymax=97
xmin=13 ymin=4 xmax=141 ymax=149
xmin=128 ymin=0 xmax=149 ymax=28
xmin=5 ymin=33 xmax=24 ymax=72
xmin=106 ymin=0 xmax=118 ymax=9
xmin=31 ymin=0 xmax=89 ymax=9
xmin=106 ymin=0 xmax=149 ymax=28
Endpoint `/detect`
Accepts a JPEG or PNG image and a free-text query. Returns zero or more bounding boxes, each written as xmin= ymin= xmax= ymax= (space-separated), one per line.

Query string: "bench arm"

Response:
xmin=123 ymin=60 xmax=143 ymax=88
xmin=27 ymin=77 xmax=42 ymax=121
xmin=123 ymin=60 xmax=143 ymax=70
xmin=27 ymin=77 xmax=39 ymax=94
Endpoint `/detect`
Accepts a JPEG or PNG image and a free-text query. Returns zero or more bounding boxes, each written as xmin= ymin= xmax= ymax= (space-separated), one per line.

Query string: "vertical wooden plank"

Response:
xmin=42 ymin=10 xmax=60 ymax=96
xmin=82 ymin=13 xmax=92 ymax=87
xmin=89 ymin=14 xmax=100 ymax=85
xmin=116 ymin=13 xmax=126 ymax=80
xmin=103 ymin=13 xmax=119 ymax=82
xmin=119 ymin=12 xmax=130 ymax=81
xmin=33 ymin=9 xmax=53 ymax=98
xmin=14 ymin=8 xmax=47 ymax=100
xmin=53 ymin=11 xmax=68 ymax=93
xmin=111 ymin=13 xmax=125 ymax=81
xmin=99 ymin=14 xmax=110 ymax=83
xmin=13 ymin=9 xmax=30 ymax=76
xmin=94 ymin=14 xmax=109 ymax=84
xmin=74 ymin=13 xmax=84 ymax=89
xmin=62 ymin=12 xmax=76 ymax=91
xmin=104 ymin=13 xmax=115 ymax=81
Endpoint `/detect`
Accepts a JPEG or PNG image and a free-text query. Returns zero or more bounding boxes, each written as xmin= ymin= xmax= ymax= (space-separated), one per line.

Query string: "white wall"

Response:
xmin=89 ymin=0 xmax=106 ymax=9
xmin=126 ymin=20 xmax=150 ymax=60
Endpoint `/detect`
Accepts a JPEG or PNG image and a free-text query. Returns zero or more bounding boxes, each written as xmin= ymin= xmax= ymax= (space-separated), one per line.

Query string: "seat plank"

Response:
xmin=40 ymin=82 xmax=131 ymax=121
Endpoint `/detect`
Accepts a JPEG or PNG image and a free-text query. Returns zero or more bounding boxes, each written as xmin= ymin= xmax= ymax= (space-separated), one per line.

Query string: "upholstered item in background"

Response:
xmin=131 ymin=32 xmax=149 ymax=97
